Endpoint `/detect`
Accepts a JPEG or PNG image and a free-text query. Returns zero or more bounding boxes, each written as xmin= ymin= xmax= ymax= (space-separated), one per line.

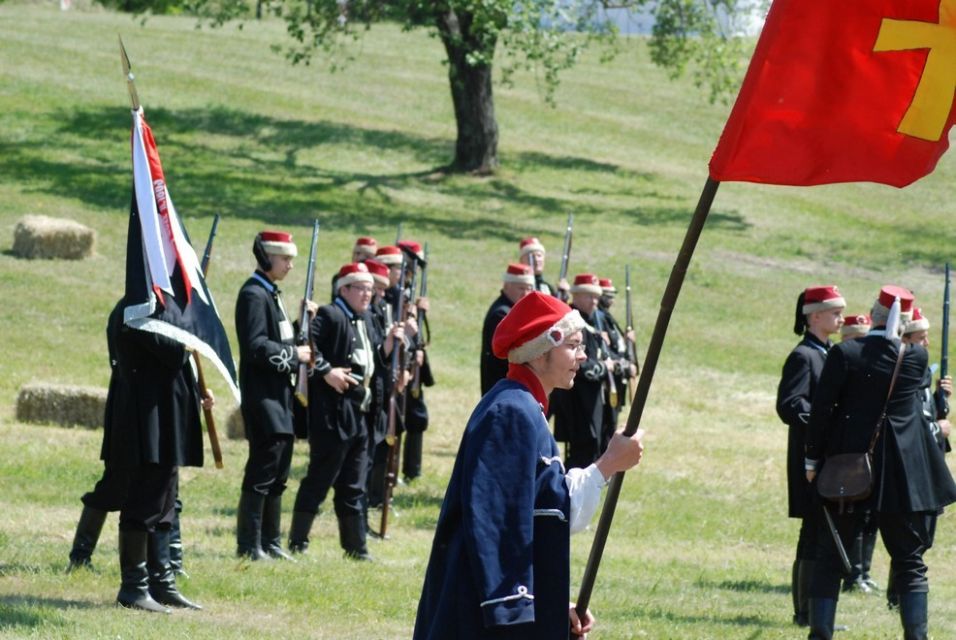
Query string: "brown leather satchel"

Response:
xmin=816 ymin=343 xmax=907 ymax=507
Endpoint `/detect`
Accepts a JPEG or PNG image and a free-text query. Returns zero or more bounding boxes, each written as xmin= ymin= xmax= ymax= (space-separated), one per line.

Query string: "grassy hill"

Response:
xmin=2 ymin=2 xmax=956 ymax=638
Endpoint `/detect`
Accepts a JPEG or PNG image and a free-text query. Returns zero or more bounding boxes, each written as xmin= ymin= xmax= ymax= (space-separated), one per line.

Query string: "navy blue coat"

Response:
xmin=414 ymin=367 xmax=571 ymax=639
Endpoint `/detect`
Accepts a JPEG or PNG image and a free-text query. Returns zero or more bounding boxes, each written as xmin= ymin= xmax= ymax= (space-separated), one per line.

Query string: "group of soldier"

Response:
xmin=481 ymin=236 xmax=640 ymax=471
xmin=66 ymin=231 xmax=433 ymax=613
xmin=777 ymin=284 xmax=956 ymax=640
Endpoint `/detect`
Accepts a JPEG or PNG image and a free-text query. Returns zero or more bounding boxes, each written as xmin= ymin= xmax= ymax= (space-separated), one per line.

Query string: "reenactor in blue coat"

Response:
xmin=234 ymin=230 xmax=312 ymax=561
xmin=479 ymin=263 xmax=535 ymax=395
xmin=805 ymin=286 xmax=956 ymax=640
xmin=776 ymin=285 xmax=845 ymax=627
xmin=414 ymin=292 xmax=644 ymax=639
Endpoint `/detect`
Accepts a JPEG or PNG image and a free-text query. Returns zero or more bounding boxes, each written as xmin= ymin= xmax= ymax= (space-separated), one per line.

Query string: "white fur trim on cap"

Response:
xmin=520 ymin=240 xmax=546 ymax=256
xmin=337 ymin=271 xmax=373 ymax=289
xmin=261 ymin=241 xmax=297 ymax=257
xmin=507 ymin=310 xmax=586 ymax=363
xmin=802 ymin=297 xmax=845 ymax=314
xmin=570 ymin=282 xmax=603 ymax=296
xmin=503 ymin=271 xmax=535 ymax=286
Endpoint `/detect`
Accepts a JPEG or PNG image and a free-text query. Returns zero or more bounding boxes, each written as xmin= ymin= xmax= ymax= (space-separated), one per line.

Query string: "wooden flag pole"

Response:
xmin=575 ymin=177 xmax=721 ymax=617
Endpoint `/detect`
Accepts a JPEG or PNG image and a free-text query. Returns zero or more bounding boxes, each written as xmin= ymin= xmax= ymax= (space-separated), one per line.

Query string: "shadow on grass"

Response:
xmin=636 ymin=605 xmax=777 ymax=629
xmin=0 ymin=595 xmax=93 ymax=630
xmin=1 ymin=105 xmax=752 ymax=239
xmin=696 ymin=578 xmax=790 ymax=595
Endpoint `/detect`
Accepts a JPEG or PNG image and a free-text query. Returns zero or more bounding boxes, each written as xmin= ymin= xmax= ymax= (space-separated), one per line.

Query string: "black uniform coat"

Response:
xmin=308 ymin=298 xmax=381 ymax=440
xmin=480 ymin=293 xmax=513 ymax=396
xmin=235 ymin=272 xmax=300 ymax=442
xmin=776 ymin=332 xmax=830 ymax=518
xmin=806 ymin=335 xmax=956 ymax=514
xmin=104 ymin=309 xmax=204 ymax=469
xmin=550 ymin=312 xmax=607 ymax=445
xmin=366 ymin=299 xmax=392 ymax=445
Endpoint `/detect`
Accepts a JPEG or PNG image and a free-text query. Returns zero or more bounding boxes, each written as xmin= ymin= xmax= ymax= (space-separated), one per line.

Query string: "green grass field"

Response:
xmin=2 ymin=2 xmax=956 ymax=638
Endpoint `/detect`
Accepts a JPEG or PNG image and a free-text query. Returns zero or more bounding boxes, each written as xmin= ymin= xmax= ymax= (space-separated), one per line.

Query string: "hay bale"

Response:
xmin=16 ymin=383 xmax=107 ymax=429
xmin=12 ymin=215 xmax=96 ymax=260
xmin=226 ymin=407 xmax=246 ymax=440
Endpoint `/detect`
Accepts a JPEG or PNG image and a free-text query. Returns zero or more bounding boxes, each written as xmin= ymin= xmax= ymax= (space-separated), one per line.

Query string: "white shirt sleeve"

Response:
xmin=565 ymin=464 xmax=607 ymax=534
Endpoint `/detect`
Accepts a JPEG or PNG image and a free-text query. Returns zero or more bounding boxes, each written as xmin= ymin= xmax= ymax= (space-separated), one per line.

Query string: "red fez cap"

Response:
xmin=375 ymin=245 xmax=403 ymax=266
xmin=493 ymin=292 xmax=585 ymax=363
xmin=503 ymin=263 xmax=535 ymax=285
xmin=802 ymin=285 xmax=845 ymax=314
xmin=519 ymin=237 xmax=546 ymax=256
xmin=398 ymin=240 xmax=424 ymax=259
xmin=840 ymin=313 xmax=871 ymax=338
xmin=336 ymin=262 xmax=373 ymax=289
xmin=599 ymin=278 xmax=617 ymax=294
xmin=364 ymin=259 xmax=389 ymax=286
xmin=353 ymin=236 xmax=378 ymax=257
xmin=877 ymin=285 xmax=915 ymax=313
xmin=904 ymin=307 xmax=929 ymax=334
xmin=258 ymin=230 xmax=298 ymax=257
xmin=570 ymin=273 xmax=603 ymax=295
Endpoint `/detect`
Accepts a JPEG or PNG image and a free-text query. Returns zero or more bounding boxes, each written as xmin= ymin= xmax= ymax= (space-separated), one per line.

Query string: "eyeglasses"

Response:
xmin=564 ymin=341 xmax=586 ymax=355
xmin=347 ymin=285 xmax=374 ymax=294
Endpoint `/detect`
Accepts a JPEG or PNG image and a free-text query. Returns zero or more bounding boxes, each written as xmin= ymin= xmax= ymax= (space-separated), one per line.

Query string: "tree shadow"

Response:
xmin=2 ymin=105 xmax=751 ymax=239
xmin=0 ymin=595 xmax=94 ymax=630
xmin=635 ymin=604 xmax=778 ymax=629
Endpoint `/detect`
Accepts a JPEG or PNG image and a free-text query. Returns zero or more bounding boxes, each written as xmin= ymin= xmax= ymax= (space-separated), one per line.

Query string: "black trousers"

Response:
xmin=240 ymin=434 xmax=294 ymax=497
xmin=293 ymin=424 xmax=369 ymax=518
xmin=810 ymin=505 xmax=935 ymax=599
xmin=118 ymin=464 xmax=178 ymax=532
xmin=81 ymin=462 xmax=130 ymax=511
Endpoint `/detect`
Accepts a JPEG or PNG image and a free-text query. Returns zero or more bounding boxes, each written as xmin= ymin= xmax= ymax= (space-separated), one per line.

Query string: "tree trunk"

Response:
xmin=437 ymin=9 xmax=499 ymax=173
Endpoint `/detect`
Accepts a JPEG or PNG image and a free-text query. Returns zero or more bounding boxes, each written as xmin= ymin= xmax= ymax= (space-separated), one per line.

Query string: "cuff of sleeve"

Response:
xmin=480 ymin=587 xmax=535 ymax=628
xmin=315 ymin=362 xmax=332 ymax=377
xmin=805 ymin=458 xmax=819 ymax=472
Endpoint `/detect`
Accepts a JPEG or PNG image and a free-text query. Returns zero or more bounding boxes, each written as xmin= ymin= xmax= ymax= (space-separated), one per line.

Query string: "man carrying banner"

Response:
xmin=235 ymin=230 xmax=313 ymax=561
xmin=414 ymin=291 xmax=644 ymax=639
xmin=480 ymin=263 xmax=535 ymax=395
xmin=109 ymin=273 xmax=210 ymax=613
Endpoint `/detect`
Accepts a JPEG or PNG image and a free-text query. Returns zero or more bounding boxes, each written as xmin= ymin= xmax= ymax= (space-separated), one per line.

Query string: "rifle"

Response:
xmin=395 ymin=222 xmax=403 ymax=245
xmin=379 ymin=254 xmax=410 ymax=539
xmin=593 ymin=308 xmax=618 ymax=408
xmin=294 ymin=220 xmax=320 ymax=407
xmin=193 ymin=215 xmax=223 ymax=469
xmin=410 ymin=243 xmax=429 ymax=398
xmin=625 ymin=265 xmax=641 ymax=396
xmin=937 ymin=262 xmax=951 ymax=420
xmin=558 ymin=213 xmax=573 ymax=302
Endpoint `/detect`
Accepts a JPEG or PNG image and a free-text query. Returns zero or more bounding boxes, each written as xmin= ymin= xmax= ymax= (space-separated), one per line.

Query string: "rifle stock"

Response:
xmin=379 ymin=255 xmax=410 ymax=539
xmin=294 ymin=220 xmax=320 ymax=407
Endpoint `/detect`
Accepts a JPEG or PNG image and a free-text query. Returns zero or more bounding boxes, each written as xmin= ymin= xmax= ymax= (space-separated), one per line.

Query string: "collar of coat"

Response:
xmin=507 ymin=363 xmax=549 ymax=415
xmin=252 ymin=270 xmax=278 ymax=295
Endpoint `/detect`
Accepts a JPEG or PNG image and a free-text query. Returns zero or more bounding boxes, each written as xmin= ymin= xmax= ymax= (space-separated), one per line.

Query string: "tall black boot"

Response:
xmin=288 ymin=510 xmax=316 ymax=555
xmin=860 ymin=529 xmax=879 ymax=590
xmin=899 ymin=592 xmax=928 ymax=640
xmin=168 ymin=499 xmax=186 ymax=578
xmin=68 ymin=506 xmax=107 ymax=572
xmin=117 ymin=529 xmax=169 ymax=613
xmin=147 ymin=528 xmax=202 ymax=610
xmin=793 ymin=560 xmax=813 ymax=626
xmin=807 ymin=598 xmax=837 ymax=640
xmin=338 ymin=513 xmax=372 ymax=561
xmin=402 ymin=431 xmax=423 ymax=481
xmin=261 ymin=495 xmax=295 ymax=561
xmin=367 ymin=460 xmax=386 ymax=509
xmin=236 ymin=491 xmax=269 ymax=561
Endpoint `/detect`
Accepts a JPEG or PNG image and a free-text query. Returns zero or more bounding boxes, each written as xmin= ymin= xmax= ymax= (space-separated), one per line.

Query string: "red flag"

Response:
xmin=709 ymin=0 xmax=956 ymax=188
